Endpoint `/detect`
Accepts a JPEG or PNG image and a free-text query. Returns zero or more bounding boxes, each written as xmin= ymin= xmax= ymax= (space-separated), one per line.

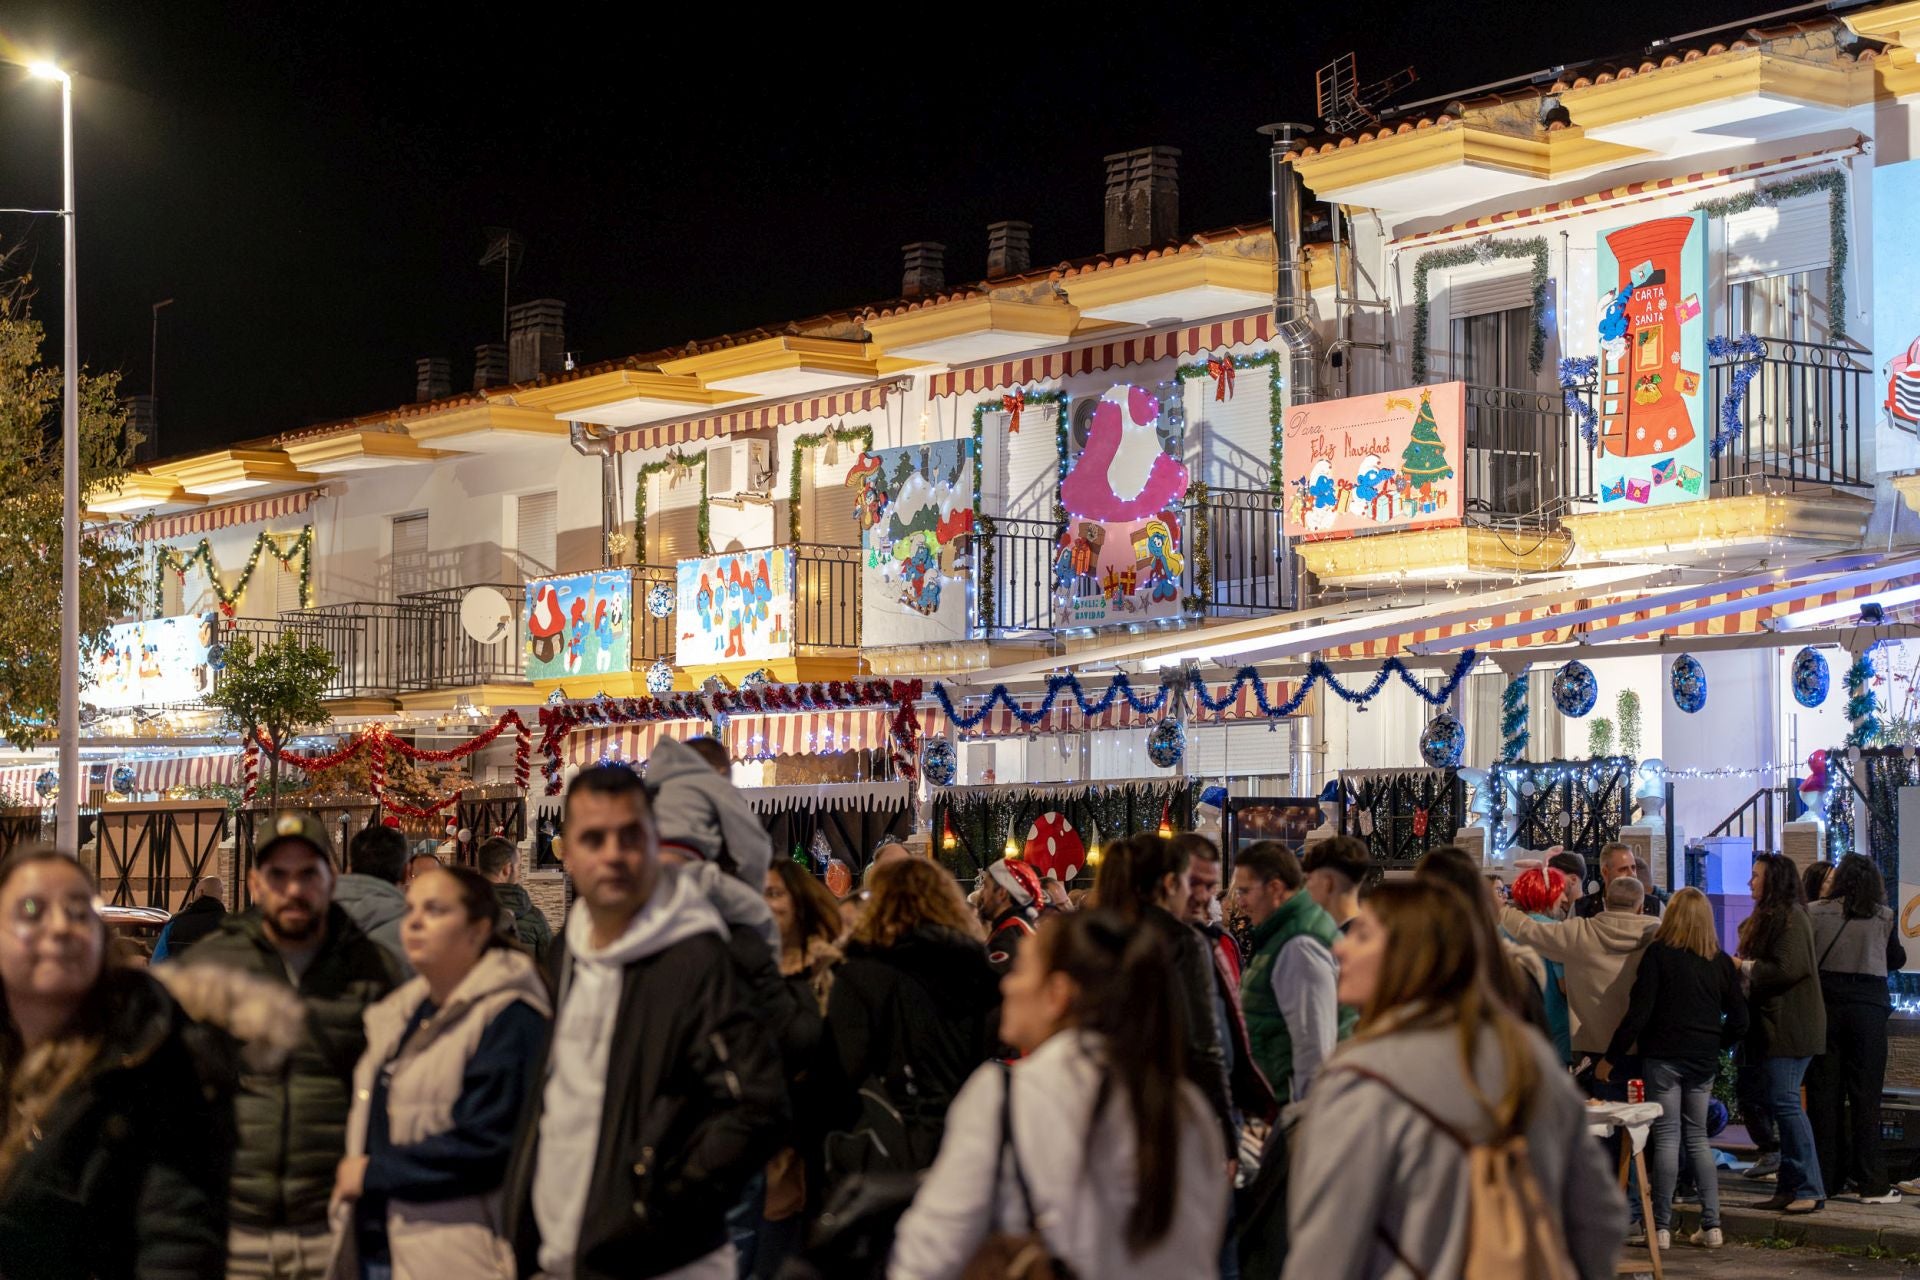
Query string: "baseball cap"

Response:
xmin=254 ymin=812 xmax=337 ymax=869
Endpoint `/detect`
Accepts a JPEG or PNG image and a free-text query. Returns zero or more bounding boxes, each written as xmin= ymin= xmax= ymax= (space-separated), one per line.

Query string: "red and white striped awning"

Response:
xmin=134 ymin=489 xmax=320 ymax=543
xmin=128 ymin=753 xmax=240 ymax=794
xmin=611 ymin=384 xmax=895 ymax=456
xmin=929 ymin=315 xmax=1273 ymax=399
xmin=923 ymin=677 xmax=1304 ymax=739
xmin=562 ymin=709 xmax=898 ymax=767
xmin=0 ymin=767 xmax=42 ymax=805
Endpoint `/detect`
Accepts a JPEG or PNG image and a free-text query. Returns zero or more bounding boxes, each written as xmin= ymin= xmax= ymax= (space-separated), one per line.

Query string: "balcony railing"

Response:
xmin=1708 ymin=338 xmax=1870 ymax=494
xmin=978 ymin=516 xmax=1060 ymax=636
xmin=630 ymin=565 xmax=675 ymax=664
xmin=1460 ymin=383 xmax=1596 ymax=525
xmin=399 ymin=583 xmax=526 ymax=686
xmin=791 ymin=543 xmax=860 ymax=652
xmin=1188 ymin=486 xmax=1286 ymax=615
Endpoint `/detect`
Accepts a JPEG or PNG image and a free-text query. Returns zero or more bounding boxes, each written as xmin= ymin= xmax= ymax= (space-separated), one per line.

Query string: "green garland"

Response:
xmin=1409 ymin=236 xmax=1549 ymax=384
xmin=788 ymin=422 xmax=874 ymax=543
xmin=1615 ymin=689 xmax=1642 ymax=760
xmin=976 ymin=513 xmax=997 ymax=631
xmin=969 ymin=390 xmax=1069 ymax=525
xmin=631 ymin=450 xmax=710 ymax=565
xmin=1500 ymin=671 xmax=1530 ymax=763
xmin=1175 ymin=351 xmax=1285 ymax=497
xmin=153 ymin=526 xmax=313 ymax=613
xmin=1693 ymin=169 xmax=1849 ymax=340
xmin=1846 ymin=651 xmax=1879 ymax=749
xmin=1183 ymin=480 xmax=1212 ymax=612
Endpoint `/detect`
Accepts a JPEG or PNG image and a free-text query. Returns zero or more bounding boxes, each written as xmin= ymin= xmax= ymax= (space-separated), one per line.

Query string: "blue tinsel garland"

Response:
xmin=1500 ymin=672 xmax=1530 ymax=763
xmin=1845 ymin=652 xmax=1880 ymax=749
xmin=1557 ymin=357 xmax=1599 ymax=448
xmin=1707 ymin=333 xmax=1764 ymax=458
xmin=932 ymin=649 xmax=1478 ymax=731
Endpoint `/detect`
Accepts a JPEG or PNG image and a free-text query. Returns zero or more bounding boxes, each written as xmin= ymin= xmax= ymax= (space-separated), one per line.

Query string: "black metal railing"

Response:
xmin=979 ymin=516 xmax=1060 ymax=635
xmin=399 ymin=584 xmax=526 ymax=686
xmin=630 ymin=565 xmax=676 ymax=664
xmin=1708 ymin=338 xmax=1870 ymax=494
xmin=1461 ymin=383 xmax=1595 ymax=525
xmin=1704 ymin=784 xmax=1795 ymax=856
xmin=222 ymin=603 xmax=437 ymax=701
xmin=790 ymin=544 xmax=860 ymax=651
xmin=1188 ymin=486 xmax=1286 ymax=615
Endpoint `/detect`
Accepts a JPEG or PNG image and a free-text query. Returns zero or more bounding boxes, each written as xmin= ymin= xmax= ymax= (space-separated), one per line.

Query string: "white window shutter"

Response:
xmin=1184 ymin=364 xmax=1276 ymax=492
xmin=990 ymin=407 xmax=1060 ymax=523
xmin=648 ymin=467 xmax=703 ymax=565
xmin=805 ymin=446 xmax=860 ymax=547
xmin=1727 ymin=196 xmax=1830 ymax=280
xmin=517 ymin=491 xmax=558 ymax=577
xmin=391 ymin=514 xmax=429 ymax=596
xmin=1441 ymin=266 xmax=1534 ymax=320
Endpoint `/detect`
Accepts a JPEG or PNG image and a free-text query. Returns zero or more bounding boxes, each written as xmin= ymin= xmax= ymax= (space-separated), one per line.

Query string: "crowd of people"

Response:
xmin=0 ymin=746 xmax=1907 ymax=1278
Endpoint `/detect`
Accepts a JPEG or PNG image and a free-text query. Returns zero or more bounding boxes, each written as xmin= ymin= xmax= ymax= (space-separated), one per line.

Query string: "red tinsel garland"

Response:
xmin=254 ymin=711 xmax=534 ymax=814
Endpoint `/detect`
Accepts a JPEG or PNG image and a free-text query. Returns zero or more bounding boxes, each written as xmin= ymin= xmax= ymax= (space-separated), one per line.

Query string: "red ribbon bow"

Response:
xmin=1002 ymin=392 xmax=1023 ymax=434
xmin=1206 ymin=357 xmax=1235 ymax=401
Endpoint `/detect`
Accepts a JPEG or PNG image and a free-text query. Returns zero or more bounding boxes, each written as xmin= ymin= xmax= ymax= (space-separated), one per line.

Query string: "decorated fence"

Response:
xmin=752 ymin=782 xmax=916 ymax=880
xmin=931 ymin=778 xmax=1196 ymax=882
xmin=1336 ymin=768 xmax=1465 ymax=868
xmin=1490 ymin=756 xmax=1635 ymax=864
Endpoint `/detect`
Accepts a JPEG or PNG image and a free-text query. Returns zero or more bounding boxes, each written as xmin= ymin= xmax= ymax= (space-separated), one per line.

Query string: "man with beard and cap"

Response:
xmin=186 ymin=812 xmax=402 ymax=1279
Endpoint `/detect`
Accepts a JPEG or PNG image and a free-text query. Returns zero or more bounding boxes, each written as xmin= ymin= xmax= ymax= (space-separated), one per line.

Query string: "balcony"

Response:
xmin=667 ymin=543 xmax=861 ymax=685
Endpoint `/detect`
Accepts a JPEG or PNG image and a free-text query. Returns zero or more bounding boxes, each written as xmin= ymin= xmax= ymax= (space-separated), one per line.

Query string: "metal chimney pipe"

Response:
xmin=1259 ymin=122 xmax=1320 ymax=407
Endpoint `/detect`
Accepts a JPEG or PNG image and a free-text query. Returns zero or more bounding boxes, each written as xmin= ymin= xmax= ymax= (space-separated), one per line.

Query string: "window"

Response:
xmin=269 ymin=541 xmax=306 ymax=617
xmin=1451 ymin=305 xmax=1551 ymax=518
xmin=158 ymin=564 xmax=183 ymax=619
xmin=516 ymin=491 xmax=558 ymax=577
xmin=803 ymin=441 xmax=860 ymax=548
xmin=648 ymin=465 xmax=703 ymax=566
xmin=391 ymin=513 xmax=429 ymax=596
xmin=983 ymin=406 xmax=1060 ymax=524
xmin=1184 ymin=362 xmax=1276 ymax=492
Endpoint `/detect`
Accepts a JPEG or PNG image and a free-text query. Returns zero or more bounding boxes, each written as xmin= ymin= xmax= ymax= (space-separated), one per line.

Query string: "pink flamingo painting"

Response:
xmin=1061 ymin=385 xmax=1189 ymax=520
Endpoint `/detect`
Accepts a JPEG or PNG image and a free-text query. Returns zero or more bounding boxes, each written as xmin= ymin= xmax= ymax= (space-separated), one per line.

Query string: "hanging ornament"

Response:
xmin=1419 ymin=712 xmax=1466 ymax=768
xmin=111 ymin=765 xmax=136 ymax=796
xmin=1147 ymin=718 xmax=1184 ymax=769
xmin=1670 ymin=654 xmax=1707 ymax=715
xmin=1792 ymin=647 xmax=1830 ymax=709
xmin=34 ymin=770 xmax=56 ymax=799
xmin=810 ymin=829 xmax=833 ymax=866
xmin=1022 ymin=812 xmax=1087 ymax=881
xmin=741 ymin=669 xmax=772 ymax=692
xmin=940 ymin=814 xmax=957 ymax=851
xmin=207 ymin=642 xmax=226 ymax=672
xmin=824 ymin=858 xmax=853 ymax=897
xmin=645 ymin=660 xmax=675 ymax=695
xmin=1552 ymin=661 xmax=1598 ymax=717
xmin=647 ymin=584 xmax=675 ymax=618
xmin=921 ymin=739 xmax=957 ymax=788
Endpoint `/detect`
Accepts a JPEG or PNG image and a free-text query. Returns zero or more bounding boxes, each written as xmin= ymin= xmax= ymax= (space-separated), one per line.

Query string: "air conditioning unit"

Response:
xmin=708 ymin=440 xmax=772 ymax=498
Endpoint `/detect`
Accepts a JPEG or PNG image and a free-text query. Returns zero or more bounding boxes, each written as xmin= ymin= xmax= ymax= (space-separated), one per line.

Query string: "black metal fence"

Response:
xmin=1708 ymin=338 xmax=1870 ymax=494
xmin=630 ymin=565 xmax=676 ymax=664
xmin=399 ymin=584 xmax=526 ymax=686
xmin=791 ymin=544 xmax=860 ymax=651
xmin=1190 ymin=486 xmax=1285 ymax=614
xmin=1461 ymin=383 xmax=1596 ymax=524
xmin=979 ymin=516 xmax=1060 ymax=635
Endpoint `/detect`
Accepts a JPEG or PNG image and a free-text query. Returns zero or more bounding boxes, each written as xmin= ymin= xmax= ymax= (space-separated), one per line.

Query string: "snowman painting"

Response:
xmin=1060 ymin=385 xmax=1189 ymax=520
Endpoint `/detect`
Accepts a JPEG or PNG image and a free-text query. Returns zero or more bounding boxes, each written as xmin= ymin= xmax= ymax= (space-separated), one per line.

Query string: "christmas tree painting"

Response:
xmin=1399 ymin=389 xmax=1454 ymax=484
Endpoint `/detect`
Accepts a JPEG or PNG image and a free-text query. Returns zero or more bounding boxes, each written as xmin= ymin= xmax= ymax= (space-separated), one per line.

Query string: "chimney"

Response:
xmin=986 ymin=221 xmax=1032 ymax=279
xmin=901 ymin=242 xmax=945 ymax=299
xmin=124 ymin=394 xmax=159 ymax=464
xmin=473 ymin=342 xmax=508 ymax=391
xmin=508 ymin=298 xmax=567 ymax=383
xmin=414 ymin=357 xmax=451 ymax=403
xmin=1103 ymin=145 xmax=1181 ymax=254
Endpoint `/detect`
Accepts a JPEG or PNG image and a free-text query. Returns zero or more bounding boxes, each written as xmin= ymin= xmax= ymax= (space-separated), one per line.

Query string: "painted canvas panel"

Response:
xmin=1876 ymin=159 xmax=1920 ymax=434
xmin=1595 ymin=211 xmax=1707 ymax=508
xmin=676 ymin=549 xmax=794 ymax=665
xmin=1281 ymin=383 xmax=1464 ymax=538
xmin=856 ymin=441 xmax=976 ymax=647
xmin=84 ymin=613 xmax=219 ymax=708
xmin=524 ymin=570 xmax=631 ymax=681
xmin=1054 ymin=384 xmax=1188 ymax=627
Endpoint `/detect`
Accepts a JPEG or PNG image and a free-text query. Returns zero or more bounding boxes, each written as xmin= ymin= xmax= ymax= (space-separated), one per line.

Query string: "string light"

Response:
xmin=153 ymin=526 xmax=314 ymax=614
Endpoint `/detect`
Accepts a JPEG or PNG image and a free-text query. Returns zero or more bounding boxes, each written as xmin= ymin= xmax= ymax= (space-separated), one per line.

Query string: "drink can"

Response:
xmin=1628 ymin=1079 xmax=1645 ymax=1104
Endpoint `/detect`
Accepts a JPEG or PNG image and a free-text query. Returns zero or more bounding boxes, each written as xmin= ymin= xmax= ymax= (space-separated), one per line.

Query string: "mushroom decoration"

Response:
xmin=1021 ymin=811 xmax=1086 ymax=882
xmin=527 ymin=582 xmax=566 ymax=665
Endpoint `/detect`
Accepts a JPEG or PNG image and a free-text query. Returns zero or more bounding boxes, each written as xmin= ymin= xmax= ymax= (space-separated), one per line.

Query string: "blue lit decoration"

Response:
xmin=646 ymin=583 xmax=675 ymax=618
xmin=921 ymin=739 xmax=957 ymax=788
xmin=1792 ymin=647 xmax=1830 ymax=709
xmin=1147 ymin=718 xmax=1184 ymax=769
xmin=1419 ymin=712 xmax=1467 ymax=768
xmin=34 ymin=770 xmax=55 ymax=799
xmin=1551 ymin=661 xmax=1598 ymax=718
xmin=111 ymin=765 xmax=137 ymax=796
xmin=1501 ymin=671 xmax=1531 ymax=763
xmin=932 ymin=649 xmax=1478 ymax=732
xmin=546 ymin=688 xmax=566 ymax=705
xmin=1490 ymin=756 xmax=1635 ymax=858
xmin=1670 ymin=654 xmax=1707 ymax=714
xmin=1557 ymin=356 xmax=1599 ymax=447
xmin=645 ymin=659 xmax=674 ymax=695
xmin=1846 ymin=649 xmax=1880 ymax=748
xmin=741 ymin=669 xmax=772 ymax=692
xmin=1706 ymin=333 xmax=1764 ymax=457
xmin=207 ymin=642 xmax=226 ymax=672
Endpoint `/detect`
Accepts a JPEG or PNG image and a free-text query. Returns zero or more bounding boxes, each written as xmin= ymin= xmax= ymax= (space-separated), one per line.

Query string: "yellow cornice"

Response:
xmin=146 ymin=449 xmax=318 ymax=494
xmin=1844 ymin=2 xmax=1920 ymax=57
xmin=402 ymin=402 xmax=573 ymax=446
xmin=865 ymin=296 xmax=1080 ymax=356
xmin=1058 ymin=249 xmax=1274 ymax=313
xmin=86 ymin=471 xmax=204 ymax=516
xmin=657 ymin=335 xmax=879 ymax=383
xmin=1560 ymin=47 xmax=1855 ymax=128
xmin=1295 ymin=526 xmax=1572 ymax=582
xmin=280 ymin=429 xmax=447 ymax=471
xmin=1293 ymin=123 xmax=1642 ymax=201
xmin=507 ymin=369 xmax=744 ymax=417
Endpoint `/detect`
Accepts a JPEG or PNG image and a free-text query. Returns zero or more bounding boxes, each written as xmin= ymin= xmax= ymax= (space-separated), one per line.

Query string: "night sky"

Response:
xmin=1 ymin=1 xmax=1765 ymax=457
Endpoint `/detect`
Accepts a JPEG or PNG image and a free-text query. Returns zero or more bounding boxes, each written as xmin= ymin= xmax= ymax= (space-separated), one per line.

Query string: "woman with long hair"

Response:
xmin=0 ymin=849 xmax=232 ymax=1278
xmin=1093 ymin=836 xmax=1236 ymax=1153
xmin=1807 ymin=854 xmax=1906 ymax=1204
xmin=327 ymin=863 xmax=550 ymax=1279
xmin=889 ymin=910 xmax=1226 ymax=1278
xmin=1738 ymin=852 xmax=1827 ymax=1213
xmin=1285 ymin=880 xmax=1624 ymax=1280
xmin=766 ymin=859 xmax=843 ymax=1012
xmin=1417 ymin=845 xmax=1549 ymax=1034
xmin=1602 ymin=887 xmax=1748 ymax=1249
xmin=824 ymin=858 xmax=999 ymax=1181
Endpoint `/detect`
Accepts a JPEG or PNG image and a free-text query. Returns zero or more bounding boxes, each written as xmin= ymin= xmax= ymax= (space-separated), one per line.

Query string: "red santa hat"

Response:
xmin=986 ymin=858 xmax=1043 ymax=917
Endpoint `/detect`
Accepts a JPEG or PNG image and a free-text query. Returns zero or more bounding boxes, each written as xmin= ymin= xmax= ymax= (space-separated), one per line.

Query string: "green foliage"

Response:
xmin=206 ymin=631 xmax=338 ymax=797
xmin=1586 ymin=716 xmax=1614 ymax=759
xmin=0 ymin=287 xmax=147 ymax=749
xmin=1410 ymin=237 xmax=1549 ymax=383
xmin=1615 ymin=690 xmax=1642 ymax=759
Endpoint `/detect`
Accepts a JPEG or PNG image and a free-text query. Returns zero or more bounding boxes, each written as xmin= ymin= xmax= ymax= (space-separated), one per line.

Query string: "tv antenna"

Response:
xmin=479 ymin=227 xmax=526 ymax=343
xmin=1315 ymin=53 xmax=1417 ymax=135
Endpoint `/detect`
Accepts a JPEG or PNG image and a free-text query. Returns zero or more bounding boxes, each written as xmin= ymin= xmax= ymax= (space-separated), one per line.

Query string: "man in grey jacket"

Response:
xmin=334 ymin=823 xmax=412 ymax=977
xmin=647 ymin=736 xmax=771 ymax=887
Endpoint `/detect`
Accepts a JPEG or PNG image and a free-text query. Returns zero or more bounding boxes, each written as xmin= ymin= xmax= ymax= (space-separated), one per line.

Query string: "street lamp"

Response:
xmin=29 ymin=60 xmax=80 ymax=853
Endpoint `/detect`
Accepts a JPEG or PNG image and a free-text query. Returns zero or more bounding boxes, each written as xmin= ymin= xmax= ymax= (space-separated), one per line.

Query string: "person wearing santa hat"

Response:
xmin=979 ymin=858 xmax=1043 ymax=974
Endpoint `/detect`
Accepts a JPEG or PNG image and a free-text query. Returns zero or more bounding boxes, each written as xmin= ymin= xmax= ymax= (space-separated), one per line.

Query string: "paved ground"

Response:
xmin=1627 ymin=1167 xmax=1920 ymax=1277
xmin=1646 ymin=1245 xmax=1920 ymax=1277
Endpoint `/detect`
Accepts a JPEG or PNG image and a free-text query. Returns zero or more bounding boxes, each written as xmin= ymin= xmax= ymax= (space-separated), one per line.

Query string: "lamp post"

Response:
xmin=30 ymin=60 xmax=80 ymax=852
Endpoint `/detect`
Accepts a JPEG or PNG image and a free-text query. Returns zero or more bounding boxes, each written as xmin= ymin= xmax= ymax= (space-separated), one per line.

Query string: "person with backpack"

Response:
xmin=1286 ymin=880 xmax=1625 ymax=1279
xmin=888 ymin=910 xmax=1226 ymax=1279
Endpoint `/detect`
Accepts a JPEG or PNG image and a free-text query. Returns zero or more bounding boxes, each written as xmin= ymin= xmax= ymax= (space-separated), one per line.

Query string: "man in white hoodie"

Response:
xmin=505 ymin=765 xmax=787 ymax=1280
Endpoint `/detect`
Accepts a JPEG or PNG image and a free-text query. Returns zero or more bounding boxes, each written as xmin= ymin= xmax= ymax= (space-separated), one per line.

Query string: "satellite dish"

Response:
xmin=460 ymin=587 xmax=514 ymax=646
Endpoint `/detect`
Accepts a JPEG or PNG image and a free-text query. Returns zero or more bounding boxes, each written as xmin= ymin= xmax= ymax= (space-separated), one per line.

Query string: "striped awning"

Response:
xmin=924 ymin=677 xmax=1305 ymax=739
xmin=610 ymin=384 xmax=895 ymax=456
xmin=928 ymin=315 xmax=1273 ymax=399
xmin=562 ymin=709 xmax=898 ymax=767
xmin=129 ymin=753 xmax=239 ymax=794
xmin=0 ymin=767 xmax=43 ymax=805
xmin=134 ymin=489 xmax=321 ymax=543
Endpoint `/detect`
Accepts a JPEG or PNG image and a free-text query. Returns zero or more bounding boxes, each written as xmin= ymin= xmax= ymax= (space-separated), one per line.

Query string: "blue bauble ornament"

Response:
xmin=645 ymin=659 xmax=675 ymax=695
xmin=111 ymin=765 xmax=136 ymax=796
xmin=1147 ymin=718 xmax=1184 ymax=769
xmin=1552 ymin=661 xmax=1598 ymax=717
xmin=1792 ymin=647 xmax=1830 ymax=709
xmin=1419 ymin=712 xmax=1466 ymax=768
xmin=646 ymin=584 xmax=675 ymax=619
xmin=1670 ymin=654 xmax=1707 ymax=714
xmin=922 ymin=739 xmax=957 ymax=787
xmin=34 ymin=769 xmax=56 ymax=799
xmin=207 ymin=642 xmax=226 ymax=672
xmin=546 ymin=688 xmax=566 ymax=705
xmin=741 ymin=669 xmax=772 ymax=692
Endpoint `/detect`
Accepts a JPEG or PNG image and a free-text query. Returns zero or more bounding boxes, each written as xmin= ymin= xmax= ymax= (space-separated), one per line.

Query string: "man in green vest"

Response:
xmin=1232 ymin=840 xmax=1348 ymax=1104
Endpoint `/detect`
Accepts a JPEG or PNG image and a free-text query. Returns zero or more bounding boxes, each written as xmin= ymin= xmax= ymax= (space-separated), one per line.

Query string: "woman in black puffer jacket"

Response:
xmin=0 ymin=849 xmax=234 ymax=1279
